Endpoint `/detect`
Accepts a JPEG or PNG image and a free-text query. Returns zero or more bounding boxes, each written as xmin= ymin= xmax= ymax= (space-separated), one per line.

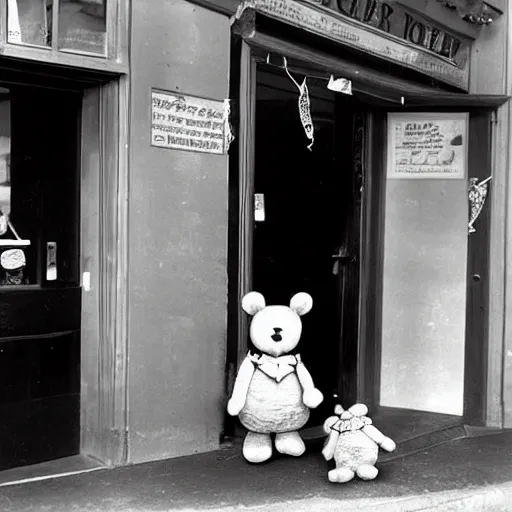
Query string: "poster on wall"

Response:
xmin=387 ymin=113 xmax=468 ymax=179
xmin=151 ymin=89 xmax=231 ymax=155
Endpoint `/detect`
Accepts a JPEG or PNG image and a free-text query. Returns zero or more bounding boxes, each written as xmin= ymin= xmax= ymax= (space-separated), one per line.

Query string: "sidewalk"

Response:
xmin=1 ymin=430 xmax=511 ymax=511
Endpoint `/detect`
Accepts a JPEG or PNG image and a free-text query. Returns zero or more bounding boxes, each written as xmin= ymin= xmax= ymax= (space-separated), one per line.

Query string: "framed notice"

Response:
xmin=151 ymin=89 xmax=228 ymax=155
xmin=387 ymin=113 xmax=468 ymax=179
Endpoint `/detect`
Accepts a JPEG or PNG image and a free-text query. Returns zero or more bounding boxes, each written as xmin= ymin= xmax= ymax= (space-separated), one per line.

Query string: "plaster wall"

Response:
xmin=128 ymin=0 xmax=230 ymax=463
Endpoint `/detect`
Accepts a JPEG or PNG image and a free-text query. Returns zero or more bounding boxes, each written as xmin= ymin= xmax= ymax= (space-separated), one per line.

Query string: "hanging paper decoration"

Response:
xmin=223 ymin=99 xmax=235 ymax=153
xmin=468 ymin=176 xmax=491 ymax=234
xmin=327 ymin=76 xmax=352 ymax=95
xmin=283 ymin=57 xmax=314 ymax=151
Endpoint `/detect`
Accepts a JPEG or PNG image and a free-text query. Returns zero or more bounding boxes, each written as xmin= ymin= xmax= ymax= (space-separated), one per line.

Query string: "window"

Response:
xmin=0 ymin=84 xmax=81 ymax=287
xmin=7 ymin=0 xmax=109 ymax=57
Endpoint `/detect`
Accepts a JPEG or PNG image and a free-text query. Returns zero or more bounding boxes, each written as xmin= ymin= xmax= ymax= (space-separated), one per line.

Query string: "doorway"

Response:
xmin=0 ymin=83 xmax=81 ymax=471
xmin=251 ymin=65 xmax=362 ymax=425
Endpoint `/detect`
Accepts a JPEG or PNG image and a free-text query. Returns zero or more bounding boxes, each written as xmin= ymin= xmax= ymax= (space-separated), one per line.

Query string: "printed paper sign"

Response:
xmin=387 ymin=113 xmax=468 ymax=179
xmin=151 ymin=90 xmax=227 ymax=155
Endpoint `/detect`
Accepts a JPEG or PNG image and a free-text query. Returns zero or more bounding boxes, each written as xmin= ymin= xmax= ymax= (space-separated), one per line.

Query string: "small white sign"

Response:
xmin=151 ymin=90 xmax=227 ymax=155
xmin=387 ymin=112 xmax=468 ymax=179
xmin=254 ymin=193 xmax=265 ymax=222
xmin=327 ymin=76 xmax=352 ymax=95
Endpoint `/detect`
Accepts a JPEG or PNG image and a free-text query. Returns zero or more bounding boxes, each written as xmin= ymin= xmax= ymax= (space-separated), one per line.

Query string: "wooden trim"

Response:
xmin=80 ymin=77 xmax=130 ymax=466
xmin=463 ymin=111 xmax=493 ymax=426
xmin=238 ymin=28 xmax=509 ymax=108
xmin=487 ymin=105 xmax=508 ymax=428
xmin=116 ymin=0 xmax=130 ymax=65
xmin=0 ymin=0 xmax=5 ymax=43
xmin=357 ymin=111 xmax=387 ymax=412
xmin=0 ymin=43 xmax=128 ymax=74
xmin=52 ymin=0 xmax=60 ymax=50
xmin=236 ymin=41 xmax=257 ymax=367
xmin=106 ymin=0 xmax=118 ymax=60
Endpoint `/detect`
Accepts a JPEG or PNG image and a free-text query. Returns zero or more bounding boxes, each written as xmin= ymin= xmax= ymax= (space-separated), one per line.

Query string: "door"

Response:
xmin=366 ymin=104 xmax=507 ymax=428
xmin=251 ymin=65 xmax=362 ymax=425
xmin=0 ymin=83 xmax=81 ymax=470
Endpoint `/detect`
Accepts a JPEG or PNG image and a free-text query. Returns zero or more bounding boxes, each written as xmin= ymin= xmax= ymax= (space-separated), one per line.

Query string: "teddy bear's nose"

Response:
xmin=271 ymin=328 xmax=283 ymax=342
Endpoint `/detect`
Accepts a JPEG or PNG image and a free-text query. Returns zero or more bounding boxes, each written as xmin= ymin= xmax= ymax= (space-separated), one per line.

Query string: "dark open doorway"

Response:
xmin=252 ymin=64 xmax=362 ymax=426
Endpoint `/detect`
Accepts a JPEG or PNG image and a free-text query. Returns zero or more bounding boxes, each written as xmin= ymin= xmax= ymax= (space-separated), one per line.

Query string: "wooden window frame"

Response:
xmin=227 ymin=11 xmax=509 ymax=432
xmin=0 ymin=0 xmax=128 ymax=74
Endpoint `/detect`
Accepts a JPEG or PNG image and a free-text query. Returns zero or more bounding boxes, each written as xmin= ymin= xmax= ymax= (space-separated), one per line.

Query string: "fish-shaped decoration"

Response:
xmin=283 ymin=57 xmax=314 ymax=151
xmin=468 ymin=176 xmax=491 ymax=234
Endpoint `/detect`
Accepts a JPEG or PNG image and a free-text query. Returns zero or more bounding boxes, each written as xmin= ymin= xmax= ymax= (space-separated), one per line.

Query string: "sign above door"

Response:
xmin=233 ymin=0 xmax=472 ymax=90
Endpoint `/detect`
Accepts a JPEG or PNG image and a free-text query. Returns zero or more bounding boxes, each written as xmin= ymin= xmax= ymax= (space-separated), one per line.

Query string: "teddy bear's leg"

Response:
xmin=242 ymin=431 xmax=273 ymax=463
xmin=356 ymin=464 xmax=379 ymax=480
xmin=328 ymin=467 xmax=355 ymax=483
xmin=274 ymin=431 xmax=306 ymax=457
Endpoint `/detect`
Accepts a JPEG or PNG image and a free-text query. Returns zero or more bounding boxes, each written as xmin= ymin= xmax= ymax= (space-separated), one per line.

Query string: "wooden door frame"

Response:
xmin=226 ymin=28 xmax=394 ymax=419
xmin=80 ymin=76 xmax=130 ymax=466
xmin=0 ymin=60 xmax=130 ymax=469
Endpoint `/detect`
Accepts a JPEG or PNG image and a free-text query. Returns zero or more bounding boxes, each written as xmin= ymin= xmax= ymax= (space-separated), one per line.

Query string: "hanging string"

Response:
xmin=263 ymin=54 xmax=405 ymax=106
xmin=283 ymin=56 xmax=315 ymax=151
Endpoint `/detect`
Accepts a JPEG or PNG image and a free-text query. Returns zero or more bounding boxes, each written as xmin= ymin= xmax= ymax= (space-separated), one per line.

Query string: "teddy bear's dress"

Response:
xmin=239 ymin=361 xmax=309 ymax=434
xmin=333 ymin=430 xmax=378 ymax=470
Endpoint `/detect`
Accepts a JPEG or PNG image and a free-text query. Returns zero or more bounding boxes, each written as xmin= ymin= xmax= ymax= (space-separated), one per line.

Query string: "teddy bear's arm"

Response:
xmin=296 ymin=361 xmax=323 ymax=409
xmin=362 ymin=425 xmax=396 ymax=452
xmin=227 ymin=356 xmax=256 ymax=416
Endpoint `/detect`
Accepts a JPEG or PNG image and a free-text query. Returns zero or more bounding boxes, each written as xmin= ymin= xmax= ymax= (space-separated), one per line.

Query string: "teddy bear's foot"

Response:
xmin=328 ymin=467 xmax=355 ymax=483
xmin=356 ymin=464 xmax=379 ymax=480
xmin=243 ymin=432 xmax=272 ymax=463
xmin=275 ymin=431 xmax=306 ymax=457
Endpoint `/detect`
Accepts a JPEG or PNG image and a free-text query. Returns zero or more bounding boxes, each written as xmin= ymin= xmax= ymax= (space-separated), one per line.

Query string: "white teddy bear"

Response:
xmin=227 ymin=291 xmax=323 ymax=463
xmin=322 ymin=403 xmax=396 ymax=483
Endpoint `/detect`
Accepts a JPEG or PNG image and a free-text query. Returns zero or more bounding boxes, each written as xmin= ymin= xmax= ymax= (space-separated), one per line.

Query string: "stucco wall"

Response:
xmin=380 ymin=180 xmax=468 ymax=416
xmin=128 ymin=0 xmax=230 ymax=463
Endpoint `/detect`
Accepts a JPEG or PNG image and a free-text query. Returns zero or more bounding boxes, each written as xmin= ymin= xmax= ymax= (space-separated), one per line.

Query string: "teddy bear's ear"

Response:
xmin=290 ymin=292 xmax=313 ymax=316
xmin=242 ymin=292 xmax=266 ymax=316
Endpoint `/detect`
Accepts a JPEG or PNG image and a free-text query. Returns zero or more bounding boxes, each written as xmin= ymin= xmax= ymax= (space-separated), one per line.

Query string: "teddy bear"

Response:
xmin=322 ymin=403 xmax=396 ymax=483
xmin=227 ymin=291 xmax=323 ymax=463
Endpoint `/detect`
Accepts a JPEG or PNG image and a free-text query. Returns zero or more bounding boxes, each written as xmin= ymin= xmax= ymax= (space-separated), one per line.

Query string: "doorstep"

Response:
xmin=1 ymin=429 xmax=511 ymax=512
xmin=0 ymin=454 xmax=104 ymax=487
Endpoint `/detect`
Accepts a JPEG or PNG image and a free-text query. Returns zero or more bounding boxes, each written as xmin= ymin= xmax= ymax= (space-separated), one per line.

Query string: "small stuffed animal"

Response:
xmin=322 ymin=403 xmax=396 ymax=483
xmin=227 ymin=291 xmax=323 ymax=463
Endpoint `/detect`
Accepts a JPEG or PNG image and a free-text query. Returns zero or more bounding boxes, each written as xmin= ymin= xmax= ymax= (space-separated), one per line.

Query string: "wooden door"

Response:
xmin=0 ymin=83 xmax=81 ymax=470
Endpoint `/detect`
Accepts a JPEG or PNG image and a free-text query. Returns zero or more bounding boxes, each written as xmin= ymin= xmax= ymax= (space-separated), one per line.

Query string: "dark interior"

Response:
xmin=0 ymin=84 xmax=81 ymax=470
xmin=253 ymin=64 xmax=360 ymax=425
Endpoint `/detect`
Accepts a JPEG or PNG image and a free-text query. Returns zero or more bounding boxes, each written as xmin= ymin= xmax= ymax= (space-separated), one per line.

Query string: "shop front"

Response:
xmin=225 ymin=0 xmax=511 ymax=442
xmin=0 ymin=0 xmax=511 ymax=480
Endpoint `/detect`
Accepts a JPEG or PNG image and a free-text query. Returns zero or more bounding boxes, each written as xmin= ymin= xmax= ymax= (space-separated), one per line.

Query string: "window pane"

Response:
xmin=0 ymin=88 xmax=32 ymax=286
xmin=0 ymin=92 xmax=11 ymax=219
xmin=58 ymin=0 xmax=107 ymax=55
xmin=7 ymin=0 xmax=52 ymax=47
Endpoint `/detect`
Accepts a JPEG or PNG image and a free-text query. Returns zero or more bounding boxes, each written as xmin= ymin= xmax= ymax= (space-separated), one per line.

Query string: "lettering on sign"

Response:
xmin=151 ymin=90 xmax=227 ymax=155
xmin=305 ymin=0 xmax=468 ymax=67
xmin=235 ymin=0 xmax=470 ymax=90
xmin=387 ymin=112 xmax=468 ymax=179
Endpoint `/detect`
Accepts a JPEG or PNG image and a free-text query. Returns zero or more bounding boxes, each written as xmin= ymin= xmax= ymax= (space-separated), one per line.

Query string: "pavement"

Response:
xmin=1 ymin=430 xmax=512 ymax=512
